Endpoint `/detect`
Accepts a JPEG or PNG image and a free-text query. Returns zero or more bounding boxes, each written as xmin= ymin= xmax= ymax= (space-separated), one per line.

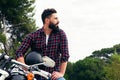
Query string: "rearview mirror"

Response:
xmin=25 ymin=51 xmax=55 ymax=67
xmin=42 ymin=56 xmax=55 ymax=67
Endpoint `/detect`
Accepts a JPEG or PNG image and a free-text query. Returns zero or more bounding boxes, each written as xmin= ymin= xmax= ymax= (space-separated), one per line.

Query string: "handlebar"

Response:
xmin=32 ymin=70 xmax=51 ymax=79
xmin=0 ymin=53 xmax=51 ymax=79
xmin=0 ymin=53 xmax=29 ymax=68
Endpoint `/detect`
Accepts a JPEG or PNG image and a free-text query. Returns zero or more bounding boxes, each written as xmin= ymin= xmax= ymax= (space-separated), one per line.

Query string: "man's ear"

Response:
xmin=45 ymin=18 xmax=50 ymax=24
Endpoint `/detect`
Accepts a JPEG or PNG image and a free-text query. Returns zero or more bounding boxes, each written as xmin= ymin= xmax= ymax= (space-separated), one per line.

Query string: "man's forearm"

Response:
xmin=59 ymin=61 xmax=68 ymax=75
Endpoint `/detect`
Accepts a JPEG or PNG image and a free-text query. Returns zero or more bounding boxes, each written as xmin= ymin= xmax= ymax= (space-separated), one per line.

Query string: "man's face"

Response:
xmin=48 ymin=13 xmax=60 ymax=33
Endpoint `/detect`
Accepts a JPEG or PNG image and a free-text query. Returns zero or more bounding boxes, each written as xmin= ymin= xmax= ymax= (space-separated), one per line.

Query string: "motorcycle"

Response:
xmin=0 ymin=51 xmax=55 ymax=80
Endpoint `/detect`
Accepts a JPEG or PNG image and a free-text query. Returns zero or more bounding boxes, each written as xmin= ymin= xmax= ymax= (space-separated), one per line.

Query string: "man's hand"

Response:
xmin=17 ymin=56 xmax=25 ymax=63
xmin=17 ymin=56 xmax=28 ymax=70
xmin=51 ymin=62 xmax=67 ymax=80
xmin=51 ymin=71 xmax=64 ymax=80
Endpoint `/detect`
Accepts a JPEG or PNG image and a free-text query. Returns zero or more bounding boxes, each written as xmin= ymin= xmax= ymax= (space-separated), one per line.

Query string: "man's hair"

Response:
xmin=41 ymin=8 xmax=57 ymax=24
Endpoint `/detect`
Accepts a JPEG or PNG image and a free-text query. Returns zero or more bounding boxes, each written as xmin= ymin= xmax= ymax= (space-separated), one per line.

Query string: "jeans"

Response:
xmin=48 ymin=77 xmax=65 ymax=80
xmin=35 ymin=75 xmax=65 ymax=80
xmin=57 ymin=77 xmax=65 ymax=80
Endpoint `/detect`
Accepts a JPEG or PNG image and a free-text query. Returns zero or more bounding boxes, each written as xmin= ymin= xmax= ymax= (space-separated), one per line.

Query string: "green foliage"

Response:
xmin=91 ymin=48 xmax=114 ymax=59
xmin=65 ymin=62 xmax=74 ymax=80
xmin=65 ymin=44 xmax=120 ymax=80
xmin=65 ymin=58 xmax=105 ymax=80
xmin=104 ymin=54 xmax=120 ymax=80
xmin=0 ymin=32 xmax=6 ymax=44
xmin=113 ymin=44 xmax=120 ymax=54
xmin=0 ymin=0 xmax=37 ymax=55
xmin=0 ymin=0 xmax=36 ymax=40
xmin=65 ymin=43 xmax=120 ymax=80
xmin=0 ymin=32 xmax=7 ymax=53
xmin=91 ymin=44 xmax=120 ymax=60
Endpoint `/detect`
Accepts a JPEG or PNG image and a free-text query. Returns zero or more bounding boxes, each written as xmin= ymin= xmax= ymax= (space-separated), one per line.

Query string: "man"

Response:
xmin=15 ymin=8 xmax=69 ymax=80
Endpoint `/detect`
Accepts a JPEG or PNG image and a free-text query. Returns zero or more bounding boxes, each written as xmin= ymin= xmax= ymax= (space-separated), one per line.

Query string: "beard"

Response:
xmin=49 ymin=22 xmax=59 ymax=33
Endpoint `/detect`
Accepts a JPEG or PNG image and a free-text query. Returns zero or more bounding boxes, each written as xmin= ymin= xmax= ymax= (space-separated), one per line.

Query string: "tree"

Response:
xmin=113 ymin=44 xmax=120 ymax=54
xmin=90 ymin=44 xmax=120 ymax=60
xmin=104 ymin=54 xmax=120 ymax=80
xmin=65 ymin=58 xmax=105 ymax=80
xmin=0 ymin=0 xmax=37 ymax=56
xmin=0 ymin=32 xmax=7 ymax=53
xmin=91 ymin=48 xmax=114 ymax=59
xmin=65 ymin=62 xmax=74 ymax=80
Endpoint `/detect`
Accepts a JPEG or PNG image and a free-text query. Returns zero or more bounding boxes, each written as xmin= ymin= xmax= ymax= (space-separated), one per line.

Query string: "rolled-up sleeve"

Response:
xmin=60 ymin=30 xmax=70 ymax=62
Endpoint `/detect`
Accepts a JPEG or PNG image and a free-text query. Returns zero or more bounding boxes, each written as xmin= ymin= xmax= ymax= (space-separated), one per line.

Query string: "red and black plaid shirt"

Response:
xmin=15 ymin=27 xmax=69 ymax=74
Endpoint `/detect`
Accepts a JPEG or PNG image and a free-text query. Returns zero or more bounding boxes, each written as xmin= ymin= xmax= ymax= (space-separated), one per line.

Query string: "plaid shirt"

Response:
xmin=15 ymin=27 xmax=69 ymax=76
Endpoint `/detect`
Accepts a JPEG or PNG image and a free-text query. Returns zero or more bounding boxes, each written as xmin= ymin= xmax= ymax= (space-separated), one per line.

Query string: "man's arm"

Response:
xmin=51 ymin=30 xmax=69 ymax=79
xmin=15 ymin=34 xmax=32 ymax=62
xmin=51 ymin=61 xmax=68 ymax=80
xmin=59 ymin=61 xmax=67 ymax=75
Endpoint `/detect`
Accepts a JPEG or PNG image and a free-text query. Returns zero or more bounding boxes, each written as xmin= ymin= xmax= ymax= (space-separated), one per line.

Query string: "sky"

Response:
xmin=34 ymin=0 xmax=120 ymax=62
